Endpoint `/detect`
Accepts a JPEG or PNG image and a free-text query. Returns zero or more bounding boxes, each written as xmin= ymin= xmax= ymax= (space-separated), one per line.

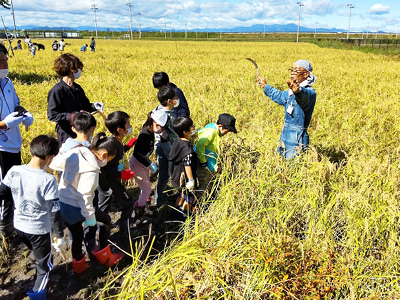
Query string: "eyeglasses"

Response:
xmin=288 ymin=68 xmax=307 ymax=75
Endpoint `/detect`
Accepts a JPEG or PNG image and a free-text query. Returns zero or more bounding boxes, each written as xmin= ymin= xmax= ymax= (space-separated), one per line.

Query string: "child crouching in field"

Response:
xmin=50 ymin=133 xmax=123 ymax=274
xmin=129 ymin=110 xmax=168 ymax=212
xmin=195 ymin=114 xmax=237 ymax=198
xmin=170 ymin=117 xmax=198 ymax=214
xmin=0 ymin=135 xmax=59 ymax=300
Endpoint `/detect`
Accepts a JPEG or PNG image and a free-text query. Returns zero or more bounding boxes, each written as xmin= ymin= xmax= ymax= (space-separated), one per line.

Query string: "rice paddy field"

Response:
xmin=4 ymin=38 xmax=400 ymax=298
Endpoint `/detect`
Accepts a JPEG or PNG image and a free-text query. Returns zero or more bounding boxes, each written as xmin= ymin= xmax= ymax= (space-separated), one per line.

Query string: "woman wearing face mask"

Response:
xmin=50 ymin=133 xmax=123 ymax=273
xmin=129 ymin=110 xmax=167 ymax=214
xmin=47 ymin=53 xmax=104 ymax=147
xmin=0 ymin=43 xmax=34 ymax=238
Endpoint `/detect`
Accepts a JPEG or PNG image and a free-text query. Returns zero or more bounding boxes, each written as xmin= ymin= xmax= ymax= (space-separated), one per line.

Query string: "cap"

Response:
xmin=151 ymin=110 xmax=168 ymax=127
xmin=217 ymin=113 xmax=237 ymax=134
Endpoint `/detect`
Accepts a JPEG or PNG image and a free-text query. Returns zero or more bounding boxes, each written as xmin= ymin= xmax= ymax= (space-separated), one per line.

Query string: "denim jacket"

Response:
xmin=264 ymin=84 xmax=316 ymax=159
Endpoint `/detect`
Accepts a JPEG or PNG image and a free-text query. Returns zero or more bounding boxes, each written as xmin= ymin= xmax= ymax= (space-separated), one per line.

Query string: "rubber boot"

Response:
xmin=72 ymin=256 xmax=88 ymax=274
xmin=27 ymin=289 xmax=47 ymax=300
xmin=92 ymin=245 xmax=123 ymax=267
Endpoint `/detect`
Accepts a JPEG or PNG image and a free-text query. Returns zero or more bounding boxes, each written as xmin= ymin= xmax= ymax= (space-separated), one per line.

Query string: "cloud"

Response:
xmin=367 ymin=4 xmax=390 ymax=15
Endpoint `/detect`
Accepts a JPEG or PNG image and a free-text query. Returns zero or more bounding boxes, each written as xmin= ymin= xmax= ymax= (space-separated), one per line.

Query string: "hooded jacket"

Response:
xmin=170 ymin=138 xmax=197 ymax=188
xmin=50 ymin=146 xmax=99 ymax=223
xmin=194 ymin=123 xmax=220 ymax=172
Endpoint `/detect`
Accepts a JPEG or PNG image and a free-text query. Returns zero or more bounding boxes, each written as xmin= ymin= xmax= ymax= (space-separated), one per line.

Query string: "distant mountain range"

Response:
xmin=15 ymin=23 xmax=386 ymax=34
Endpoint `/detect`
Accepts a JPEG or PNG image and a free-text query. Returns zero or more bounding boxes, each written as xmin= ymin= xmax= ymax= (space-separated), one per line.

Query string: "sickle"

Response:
xmin=246 ymin=58 xmax=260 ymax=78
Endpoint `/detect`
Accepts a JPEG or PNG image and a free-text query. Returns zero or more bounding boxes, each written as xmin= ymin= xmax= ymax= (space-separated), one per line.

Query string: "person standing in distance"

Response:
xmin=257 ymin=60 xmax=317 ymax=159
xmin=90 ymin=37 xmax=96 ymax=52
xmin=0 ymin=42 xmax=34 ymax=238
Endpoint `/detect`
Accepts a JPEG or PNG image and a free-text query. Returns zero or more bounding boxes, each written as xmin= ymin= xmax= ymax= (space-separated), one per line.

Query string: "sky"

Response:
xmin=2 ymin=0 xmax=399 ymax=33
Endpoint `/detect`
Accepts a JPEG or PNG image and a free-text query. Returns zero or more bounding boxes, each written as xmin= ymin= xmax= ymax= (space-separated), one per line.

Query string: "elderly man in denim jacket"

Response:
xmin=258 ymin=60 xmax=317 ymax=159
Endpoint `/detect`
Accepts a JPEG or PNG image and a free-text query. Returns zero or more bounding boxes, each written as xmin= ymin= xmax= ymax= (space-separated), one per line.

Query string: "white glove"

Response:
xmin=22 ymin=112 xmax=34 ymax=128
xmin=52 ymin=237 xmax=66 ymax=253
xmin=186 ymin=179 xmax=195 ymax=192
xmin=3 ymin=112 xmax=24 ymax=129
xmin=93 ymin=102 xmax=104 ymax=112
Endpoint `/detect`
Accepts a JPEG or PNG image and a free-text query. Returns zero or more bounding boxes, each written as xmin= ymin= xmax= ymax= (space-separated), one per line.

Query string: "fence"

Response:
xmin=339 ymin=38 xmax=400 ymax=49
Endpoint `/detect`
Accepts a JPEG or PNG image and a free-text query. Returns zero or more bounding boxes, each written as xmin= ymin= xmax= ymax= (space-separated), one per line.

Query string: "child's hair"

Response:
xmin=152 ymin=72 xmax=169 ymax=88
xmin=89 ymin=132 xmax=122 ymax=158
xmin=157 ymin=85 xmax=177 ymax=106
xmin=0 ymin=43 xmax=7 ymax=56
xmin=53 ymin=53 xmax=83 ymax=77
xmin=105 ymin=111 xmax=130 ymax=135
xmin=173 ymin=117 xmax=193 ymax=138
xmin=72 ymin=111 xmax=97 ymax=133
xmin=142 ymin=111 xmax=154 ymax=129
xmin=30 ymin=135 xmax=59 ymax=160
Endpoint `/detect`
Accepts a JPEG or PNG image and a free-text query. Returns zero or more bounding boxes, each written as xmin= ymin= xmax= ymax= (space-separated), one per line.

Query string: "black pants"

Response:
xmin=0 ymin=151 xmax=21 ymax=228
xmin=17 ymin=230 xmax=52 ymax=292
xmin=50 ymin=201 xmax=65 ymax=239
xmin=66 ymin=210 xmax=111 ymax=260
xmin=96 ymin=174 xmax=134 ymax=234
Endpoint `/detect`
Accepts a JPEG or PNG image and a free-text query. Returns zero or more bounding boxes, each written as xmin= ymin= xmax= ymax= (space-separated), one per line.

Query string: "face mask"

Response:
xmin=190 ymin=129 xmax=196 ymax=136
xmin=73 ymin=69 xmax=82 ymax=80
xmin=125 ymin=126 xmax=133 ymax=136
xmin=0 ymin=69 xmax=9 ymax=79
xmin=173 ymin=99 xmax=180 ymax=108
xmin=42 ymin=161 xmax=50 ymax=171
xmin=98 ymin=155 xmax=108 ymax=167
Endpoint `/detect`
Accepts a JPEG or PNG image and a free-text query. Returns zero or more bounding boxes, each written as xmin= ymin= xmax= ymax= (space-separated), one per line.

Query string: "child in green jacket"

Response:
xmin=194 ymin=113 xmax=237 ymax=196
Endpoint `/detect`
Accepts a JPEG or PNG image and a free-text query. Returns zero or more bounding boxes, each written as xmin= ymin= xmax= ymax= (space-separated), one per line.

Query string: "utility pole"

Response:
xmin=127 ymin=2 xmax=133 ymax=40
xmin=185 ymin=21 xmax=187 ymax=39
xmin=207 ymin=26 xmax=208 ymax=39
xmin=91 ymin=3 xmax=98 ymax=39
xmin=138 ymin=12 xmax=141 ymax=39
xmin=10 ymin=0 xmax=17 ymax=39
xmin=164 ymin=17 xmax=167 ymax=39
xmin=296 ymin=2 xmax=304 ymax=43
xmin=346 ymin=4 xmax=354 ymax=40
